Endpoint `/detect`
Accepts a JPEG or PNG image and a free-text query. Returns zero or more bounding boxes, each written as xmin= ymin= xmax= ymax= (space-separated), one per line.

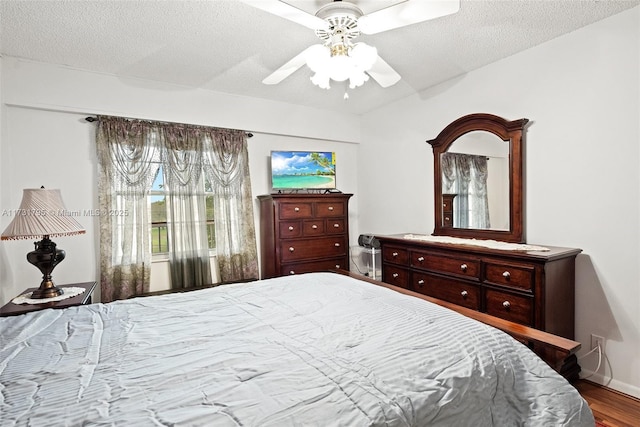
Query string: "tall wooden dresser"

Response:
xmin=258 ymin=193 xmax=352 ymax=279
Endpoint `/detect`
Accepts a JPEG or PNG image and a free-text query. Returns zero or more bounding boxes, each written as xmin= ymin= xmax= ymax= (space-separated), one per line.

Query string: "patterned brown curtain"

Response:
xmin=96 ymin=117 xmax=160 ymax=302
xmin=96 ymin=116 xmax=258 ymax=302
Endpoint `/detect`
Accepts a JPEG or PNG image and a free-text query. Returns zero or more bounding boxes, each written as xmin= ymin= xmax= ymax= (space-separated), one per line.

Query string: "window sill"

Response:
xmin=152 ymin=252 xmax=217 ymax=263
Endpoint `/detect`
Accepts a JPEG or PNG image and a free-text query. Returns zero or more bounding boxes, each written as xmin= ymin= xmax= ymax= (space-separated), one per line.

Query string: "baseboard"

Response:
xmin=580 ymin=370 xmax=640 ymax=400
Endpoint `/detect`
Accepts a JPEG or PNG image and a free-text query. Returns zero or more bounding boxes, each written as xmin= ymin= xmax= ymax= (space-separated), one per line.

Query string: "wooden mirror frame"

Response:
xmin=427 ymin=113 xmax=529 ymax=243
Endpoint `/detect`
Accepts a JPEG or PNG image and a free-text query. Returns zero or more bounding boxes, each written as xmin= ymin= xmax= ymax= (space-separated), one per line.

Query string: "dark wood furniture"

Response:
xmin=428 ymin=113 xmax=529 ymax=243
xmin=376 ymin=235 xmax=582 ymax=380
xmin=442 ymin=194 xmax=456 ymax=227
xmin=258 ymin=193 xmax=352 ymax=279
xmin=0 ymin=281 xmax=97 ymax=317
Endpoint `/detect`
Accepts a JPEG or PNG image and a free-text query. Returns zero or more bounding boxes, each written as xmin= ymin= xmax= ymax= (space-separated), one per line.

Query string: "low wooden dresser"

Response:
xmin=258 ymin=193 xmax=352 ymax=279
xmin=377 ymin=234 xmax=582 ymax=379
xmin=377 ymin=235 xmax=581 ymax=339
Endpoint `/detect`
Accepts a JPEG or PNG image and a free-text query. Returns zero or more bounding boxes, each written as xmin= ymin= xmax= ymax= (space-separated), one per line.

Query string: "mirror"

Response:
xmin=427 ymin=114 xmax=529 ymax=243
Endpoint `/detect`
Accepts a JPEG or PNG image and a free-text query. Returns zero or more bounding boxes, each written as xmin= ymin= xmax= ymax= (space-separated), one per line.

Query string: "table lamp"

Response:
xmin=1 ymin=188 xmax=86 ymax=299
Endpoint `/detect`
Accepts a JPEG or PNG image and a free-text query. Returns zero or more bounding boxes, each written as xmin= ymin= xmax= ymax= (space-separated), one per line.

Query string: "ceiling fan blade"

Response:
xmin=239 ymin=0 xmax=328 ymax=31
xmin=359 ymin=0 xmax=460 ymax=35
xmin=262 ymin=45 xmax=319 ymax=85
xmin=367 ymin=55 xmax=401 ymax=88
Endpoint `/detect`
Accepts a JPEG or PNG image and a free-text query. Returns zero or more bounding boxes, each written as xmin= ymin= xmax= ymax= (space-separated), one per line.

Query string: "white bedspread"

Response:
xmin=0 ymin=272 xmax=593 ymax=426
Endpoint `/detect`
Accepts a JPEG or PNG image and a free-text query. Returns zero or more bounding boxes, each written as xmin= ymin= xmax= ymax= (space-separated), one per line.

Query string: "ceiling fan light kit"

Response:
xmin=243 ymin=0 xmax=460 ymax=91
xmin=306 ymin=42 xmax=376 ymax=90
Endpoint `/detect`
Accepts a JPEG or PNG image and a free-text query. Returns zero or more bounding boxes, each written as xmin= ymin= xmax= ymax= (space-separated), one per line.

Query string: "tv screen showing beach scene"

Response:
xmin=271 ymin=151 xmax=336 ymax=190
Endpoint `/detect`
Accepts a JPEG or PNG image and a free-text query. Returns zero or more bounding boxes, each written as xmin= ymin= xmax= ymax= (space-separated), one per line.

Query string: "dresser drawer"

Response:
xmin=411 ymin=250 xmax=480 ymax=280
xmin=280 ymin=236 xmax=347 ymax=262
xmin=316 ymin=201 xmax=345 ymax=217
xmin=281 ymin=257 xmax=347 ymax=276
xmin=442 ymin=215 xmax=454 ymax=227
xmin=325 ymin=218 xmax=346 ymax=234
xmin=279 ymin=202 xmax=313 ymax=219
xmin=485 ymin=289 xmax=533 ymax=326
xmin=412 ymin=272 xmax=481 ymax=311
xmin=279 ymin=221 xmax=302 ymax=238
xmin=302 ymin=220 xmax=325 ymax=236
xmin=485 ymin=262 xmax=535 ymax=291
xmin=442 ymin=197 xmax=454 ymax=213
xmin=382 ymin=246 xmax=409 ymax=266
xmin=383 ymin=265 xmax=409 ymax=289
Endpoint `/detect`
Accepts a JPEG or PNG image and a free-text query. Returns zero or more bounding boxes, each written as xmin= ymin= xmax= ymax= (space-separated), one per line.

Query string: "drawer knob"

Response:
xmin=289 ymin=247 xmax=295 ymax=252
xmin=288 ymin=226 xmax=294 ymax=231
xmin=502 ymin=271 xmax=511 ymax=279
xmin=294 ymin=207 xmax=300 ymax=212
xmin=334 ymin=243 xmax=340 ymax=247
xmin=328 ymin=206 xmax=334 ymax=211
xmin=443 ymin=202 xmax=448 ymax=208
xmin=312 ymin=224 xmax=318 ymax=229
xmin=333 ymin=223 xmax=340 ymax=228
xmin=335 ymin=264 xmax=340 ymax=269
xmin=445 ymin=216 xmax=450 ymax=221
xmin=417 ymin=256 xmax=425 ymax=262
xmin=392 ymin=252 xmax=399 ymax=257
xmin=460 ymin=263 xmax=468 ymax=272
xmin=417 ymin=279 xmax=425 ymax=285
xmin=502 ymin=301 xmax=511 ymax=309
xmin=461 ymin=290 xmax=468 ymax=298
xmin=392 ymin=273 xmax=399 ymax=278
xmin=289 ymin=270 xmax=295 ymax=275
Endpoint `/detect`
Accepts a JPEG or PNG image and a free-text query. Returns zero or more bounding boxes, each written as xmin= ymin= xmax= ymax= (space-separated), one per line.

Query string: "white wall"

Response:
xmin=0 ymin=107 xmax=99 ymax=302
xmin=359 ymin=7 xmax=640 ymax=397
xmin=0 ymin=56 xmax=5 ymax=295
xmin=0 ymin=58 xmax=361 ymax=305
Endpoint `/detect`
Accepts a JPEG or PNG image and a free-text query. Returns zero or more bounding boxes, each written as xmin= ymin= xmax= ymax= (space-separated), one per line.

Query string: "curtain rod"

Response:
xmin=84 ymin=116 xmax=253 ymax=138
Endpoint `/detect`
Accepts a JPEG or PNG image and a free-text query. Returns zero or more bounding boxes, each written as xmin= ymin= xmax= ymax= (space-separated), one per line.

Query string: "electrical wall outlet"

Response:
xmin=591 ymin=334 xmax=605 ymax=352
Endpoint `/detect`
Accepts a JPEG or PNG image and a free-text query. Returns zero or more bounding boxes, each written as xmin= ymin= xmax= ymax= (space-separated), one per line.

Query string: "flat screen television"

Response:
xmin=270 ymin=151 xmax=336 ymax=191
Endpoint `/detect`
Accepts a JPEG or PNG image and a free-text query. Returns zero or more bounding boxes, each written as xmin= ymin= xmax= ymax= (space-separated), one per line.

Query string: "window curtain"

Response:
xmin=97 ymin=116 xmax=258 ymax=302
xmin=202 ymin=130 xmax=259 ymax=282
xmin=441 ymin=152 xmax=490 ymax=229
xmin=96 ymin=118 xmax=160 ymax=302
xmin=163 ymin=129 xmax=212 ymax=290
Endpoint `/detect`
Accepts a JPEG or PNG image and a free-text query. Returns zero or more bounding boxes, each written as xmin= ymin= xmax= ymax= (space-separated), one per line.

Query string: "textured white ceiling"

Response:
xmin=1 ymin=0 xmax=638 ymax=115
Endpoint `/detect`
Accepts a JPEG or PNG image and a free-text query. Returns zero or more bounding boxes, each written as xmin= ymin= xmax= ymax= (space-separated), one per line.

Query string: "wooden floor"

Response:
xmin=574 ymin=380 xmax=640 ymax=426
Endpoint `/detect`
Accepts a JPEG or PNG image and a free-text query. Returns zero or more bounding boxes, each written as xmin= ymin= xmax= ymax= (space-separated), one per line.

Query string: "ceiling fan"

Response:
xmin=241 ymin=0 xmax=460 ymax=90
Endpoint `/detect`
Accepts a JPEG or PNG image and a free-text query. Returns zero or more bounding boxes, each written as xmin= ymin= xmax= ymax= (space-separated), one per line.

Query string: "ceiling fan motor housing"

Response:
xmin=315 ymin=1 xmax=364 ymax=21
xmin=315 ymin=1 xmax=363 ymax=50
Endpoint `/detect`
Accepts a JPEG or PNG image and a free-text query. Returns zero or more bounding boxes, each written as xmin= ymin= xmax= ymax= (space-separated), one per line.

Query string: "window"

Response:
xmin=150 ymin=165 xmax=215 ymax=254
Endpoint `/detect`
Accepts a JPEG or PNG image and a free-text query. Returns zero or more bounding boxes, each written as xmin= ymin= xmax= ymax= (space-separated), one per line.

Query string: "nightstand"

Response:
xmin=0 ymin=281 xmax=97 ymax=317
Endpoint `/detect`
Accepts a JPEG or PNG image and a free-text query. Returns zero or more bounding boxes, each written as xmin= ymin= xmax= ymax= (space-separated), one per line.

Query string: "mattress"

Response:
xmin=0 ymin=272 xmax=594 ymax=426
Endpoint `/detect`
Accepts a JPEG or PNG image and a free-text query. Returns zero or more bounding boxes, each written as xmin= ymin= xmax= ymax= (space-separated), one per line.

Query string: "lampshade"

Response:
xmin=1 ymin=188 xmax=85 ymax=299
xmin=1 ymin=188 xmax=86 ymax=240
xmin=305 ymin=42 xmax=377 ymax=90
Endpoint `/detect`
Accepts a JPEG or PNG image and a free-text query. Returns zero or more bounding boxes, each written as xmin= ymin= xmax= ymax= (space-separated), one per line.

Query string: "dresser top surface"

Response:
xmin=258 ymin=193 xmax=352 ymax=200
xmin=376 ymin=234 xmax=582 ymax=261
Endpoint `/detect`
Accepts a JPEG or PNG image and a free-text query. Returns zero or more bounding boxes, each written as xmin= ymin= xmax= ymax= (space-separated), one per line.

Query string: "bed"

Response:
xmin=0 ymin=272 xmax=594 ymax=426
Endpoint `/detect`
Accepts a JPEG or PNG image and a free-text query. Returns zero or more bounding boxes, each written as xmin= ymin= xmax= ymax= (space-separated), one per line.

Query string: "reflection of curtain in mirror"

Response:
xmin=441 ymin=153 xmax=490 ymax=229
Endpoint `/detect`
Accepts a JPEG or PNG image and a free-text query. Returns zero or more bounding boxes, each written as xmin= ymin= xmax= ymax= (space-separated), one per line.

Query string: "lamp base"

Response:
xmin=26 ymin=236 xmax=66 ymax=300
xmin=31 ymin=282 xmax=64 ymax=299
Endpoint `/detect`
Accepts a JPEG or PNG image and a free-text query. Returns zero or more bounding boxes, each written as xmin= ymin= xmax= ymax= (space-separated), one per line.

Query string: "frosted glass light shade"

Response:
xmin=305 ymin=42 xmax=378 ymax=90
